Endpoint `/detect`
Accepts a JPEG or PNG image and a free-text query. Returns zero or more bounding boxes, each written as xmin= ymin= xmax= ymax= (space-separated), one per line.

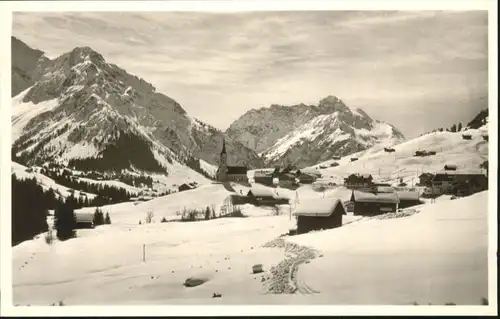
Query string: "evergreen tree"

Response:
xmin=205 ymin=206 xmax=211 ymax=220
xmin=93 ymin=208 xmax=105 ymax=226
xmin=11 ymin=174 xmax=49 ymax=246
xmin=104 ymin=212 xmax=111 ymax=224
xmin=457 ymin=122 xmax=462 ymax=131
xmin=450 ymin=124 xmax=457 ymax=132
xmin=54 ymin=200 xmax=77 ymax=241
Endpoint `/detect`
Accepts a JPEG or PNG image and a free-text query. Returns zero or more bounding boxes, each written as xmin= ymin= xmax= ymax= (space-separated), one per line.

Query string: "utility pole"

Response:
xmin=143 ymin=244 xmax=146 ymax=262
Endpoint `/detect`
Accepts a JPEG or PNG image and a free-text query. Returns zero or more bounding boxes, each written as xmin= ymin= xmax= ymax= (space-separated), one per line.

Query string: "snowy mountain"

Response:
xmin=226 ymin=96 xmax=405 ymax=167
xmin=309 ymin=121 xmax=489 ymax=187
xmin=11 ymin=37 xmax=263 ymax=179
xmin=11 ymin=36 xmax=48 ymax=97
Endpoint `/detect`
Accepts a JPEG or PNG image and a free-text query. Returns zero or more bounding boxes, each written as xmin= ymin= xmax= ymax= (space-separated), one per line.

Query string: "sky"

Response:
xmin=12 ymin=10 xmax=488 ymax=138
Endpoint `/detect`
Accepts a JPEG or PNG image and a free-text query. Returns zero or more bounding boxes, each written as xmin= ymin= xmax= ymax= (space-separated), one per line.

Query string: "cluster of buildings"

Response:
xmin=418 ymin=166 xmax=488 ymax=197
xmin=214 ymin=136 xmax=321 ymax=189
xmin=252 ymin=166 xmax=321 ymax=188
xmin=292 ymin=184 xmax=422 ymax=234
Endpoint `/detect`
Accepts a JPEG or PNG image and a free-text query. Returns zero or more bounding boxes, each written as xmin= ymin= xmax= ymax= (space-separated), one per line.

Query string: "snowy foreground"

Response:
xmin=12 ymin=181 xmax=490 ymax=306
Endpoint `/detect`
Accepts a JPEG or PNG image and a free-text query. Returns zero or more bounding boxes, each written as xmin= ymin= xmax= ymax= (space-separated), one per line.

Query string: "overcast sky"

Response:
xmin=13 ymin=11 xmax=488 ymax=138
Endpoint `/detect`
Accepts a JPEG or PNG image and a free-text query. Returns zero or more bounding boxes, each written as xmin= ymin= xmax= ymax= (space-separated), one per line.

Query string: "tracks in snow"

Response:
xmin=262 ymin=238 xmax=319 ymax=295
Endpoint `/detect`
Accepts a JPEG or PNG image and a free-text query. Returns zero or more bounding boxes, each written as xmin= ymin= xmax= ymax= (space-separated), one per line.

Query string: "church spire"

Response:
xmin=221 ymin=137 xmax=226 ymax=155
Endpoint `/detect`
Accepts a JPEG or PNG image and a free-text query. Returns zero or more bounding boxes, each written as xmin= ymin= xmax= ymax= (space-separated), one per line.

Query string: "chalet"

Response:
xmin=215 ymin=138 xmax=248 ymax=183
xmin=350 ymin=190 xmax=399 ymax=216
xmin=298 ymin=173 xmax=316 ymax=184
xmin=384 ymin=147 xmax=395 ymax=152
xmin=431 ymin=170 xmax=488 ymax=195
xmin=75 ymin=212 xmax=94 ymax=229
xmin=253 ymin=171 xmax=274 ymax=186
xmin=332 ymin=156 xmax=342 ymax=160
xmin=293 ymin=198 xmax=346 ymax=234
xmin=246 ymin=187 xmax=289 ymax=206
xmin=418 ymin=173 xmax=435 ymax=186
xmin=444 ymin=164 xmax=457 ymax=171
xmin=396 ymin=191 xmax=421 ymax=209
xmin=462 ymin=134 xmax=472 ymax=140
xmin=330 ymin=162 xmax=339 ymax=167
xmin=431 ymin=173 xmax=455 ymax=194
xmin=350 ymin=158 xmax=358 ymax=162
xmin=178 ymin=183 xmax=195 ymax=192
xmin=344 ymin=173 xmax=373 ymax=189
xmin=297 ymin=167 xmax=322 ymax=179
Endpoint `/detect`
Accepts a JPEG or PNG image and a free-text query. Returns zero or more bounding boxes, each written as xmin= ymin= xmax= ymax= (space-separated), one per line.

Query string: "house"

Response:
xmin=178 ymin=183 xmax=195 ymax=192
xmin=297 ymin=167 xmax=322 ymax=179
xmin=330 ymin=162 xmax=339 ymax=167
xmin=332 ymin=156 xmax=341 ymax=160
xmin=444 ymin=164 xmax=457 ymax=171
xmin=75 ymin=212 xmax=94 ymax=229
xmin=418 ymin=173 xmax=435 ymax=186
xmin=462 ymin=134 xmax=472 ymax=140
xmin=215 ymin=138 xmax=248 ymax=183
xmin=431 ymin=170 xmax=488 ymax=196
xmin=298 ymin=173 xmax=316 ymax=184
xmin=246 ymin=187 xmax=289 ymax=206
xmin=350 ymin=190 xmax=399 ymax=216
xmin=344 ymin=173 xmax=373 ymax=189
xmin=384 ymin=147 xmax=395 ymax=152
xmin=396 ymin=191 xmax=421 ymax=209
xmin=482 ymin=135 xmax=489 ymax=141
xmin=350 ymin=157 xmax=358 ymax=162
xmin=431 ymin=173 xmax=455 ymax=194
xmin=293 ymin=198 xmax=346 ymax=234
xmin=253 ymin=171 xmax=274 ymax=186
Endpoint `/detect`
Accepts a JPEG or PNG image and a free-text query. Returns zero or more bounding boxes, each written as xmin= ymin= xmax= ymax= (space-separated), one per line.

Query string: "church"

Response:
xmin=215 ymin=138 xmax=248 ymax=183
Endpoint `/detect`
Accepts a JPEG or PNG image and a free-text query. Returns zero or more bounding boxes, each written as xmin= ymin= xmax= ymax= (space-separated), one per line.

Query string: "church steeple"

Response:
xmin=221 ymin=137 xmax=226 ymax=155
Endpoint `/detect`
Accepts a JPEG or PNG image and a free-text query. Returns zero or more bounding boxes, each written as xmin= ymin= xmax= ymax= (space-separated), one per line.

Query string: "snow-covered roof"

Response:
xmin=352 ymin=190 xmax=399 ymax=204
xmin=299 ymin=167 xmax=322 ymax=176
xmin=435 ymin=169 xmax=485 ymax=176
xmin=75 ymin=212 xmax=93 ymax=223
xmin=247 ymin=186 xmax=276 ymax=198
xmin=293 ymin=198 xmax=346 ymax=217
xmin=396 ymin=191 xmax=420 ymax=201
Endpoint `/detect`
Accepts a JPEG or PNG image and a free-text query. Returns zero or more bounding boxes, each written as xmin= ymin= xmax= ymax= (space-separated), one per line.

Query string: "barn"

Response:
xmin=396 ymin=191 xmax=421 ymax=209
xmin=75 ymin=212 xmax=94 ymax=229
xmin=178 ymin=183 xmax=195 ymax=192
xmin=350 ymin=190 xmax=399 ymax=216
xmin=418 ymin=173 xmax=434 ymax=186
xmin=293 ymin=198 xmax=346 ymax=234
xmin=246 ymin=187 xmax=289 ymax=206
xmin=253 ymin=171 xmax=274 ymax=186
xmin=444 ymin=164 xmax=458 ymax=171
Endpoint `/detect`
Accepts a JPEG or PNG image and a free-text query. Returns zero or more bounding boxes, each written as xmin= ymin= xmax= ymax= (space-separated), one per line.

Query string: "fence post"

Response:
xmin=143 ymin=244 xmax=145 ymax=262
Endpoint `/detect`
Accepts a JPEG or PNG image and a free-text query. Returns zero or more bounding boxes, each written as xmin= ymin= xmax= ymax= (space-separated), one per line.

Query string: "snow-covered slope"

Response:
xmin=11 ymin=162 xmax=97 ymax=199
xmin=310 ymin=124 xmax=489 ymax=186
xmin=12 ymin=180 xmax=489 ymax=305
xmin=227 ymin=96 xmax=404 ymax=167
xmin=287 ymin=190 xmax=489 ymax=305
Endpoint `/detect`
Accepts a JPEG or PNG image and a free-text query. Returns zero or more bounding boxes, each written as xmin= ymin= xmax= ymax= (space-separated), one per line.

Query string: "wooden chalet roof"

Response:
xmin=247 ymin=186 xmax=276 ymax=198
xmin=75 ymin=212 xmax=94 ymax=223
xmin=227 ymin=166 xmax=248 ymax=175
xmin=396 ymin=191 xmax=420 ymax=201
xmin=352 ymin=190 xmax=399 ymax=204
xmin=293 ymin=198 xmax=346 ymax=217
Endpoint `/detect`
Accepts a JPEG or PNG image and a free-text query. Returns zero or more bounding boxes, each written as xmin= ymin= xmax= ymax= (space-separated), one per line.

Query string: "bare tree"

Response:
xmin=145 ymin=211 xmax=154 ymax=224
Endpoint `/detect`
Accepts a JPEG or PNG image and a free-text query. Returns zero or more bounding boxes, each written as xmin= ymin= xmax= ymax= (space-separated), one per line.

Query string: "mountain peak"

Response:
xmin=318 ymin=95 xmax=349 ymax=112
xmin=65 ymin=46 xmax=105 ymax=66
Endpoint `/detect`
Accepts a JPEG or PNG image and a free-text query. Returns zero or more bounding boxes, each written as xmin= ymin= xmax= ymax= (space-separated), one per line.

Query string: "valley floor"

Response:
xmin=12 ymin=184 xmax=490 ymax=306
